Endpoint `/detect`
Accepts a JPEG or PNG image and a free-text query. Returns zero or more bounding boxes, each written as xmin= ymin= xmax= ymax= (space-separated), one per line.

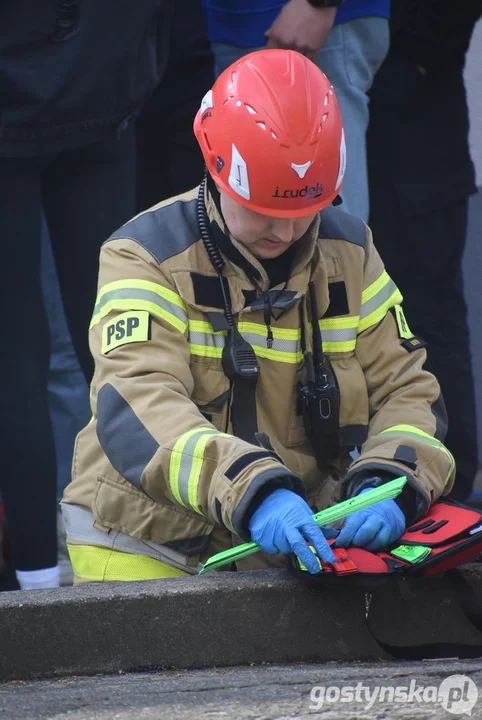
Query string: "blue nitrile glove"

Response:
xmin=248 ymin=488 xmax=337 ymax=574
xmin=334 ymin=487 xmax=406 ymax=552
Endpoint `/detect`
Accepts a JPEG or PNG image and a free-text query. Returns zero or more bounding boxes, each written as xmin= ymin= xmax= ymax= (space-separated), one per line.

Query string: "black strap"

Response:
xmin=230 ymin=377 xmax=259 ymax=444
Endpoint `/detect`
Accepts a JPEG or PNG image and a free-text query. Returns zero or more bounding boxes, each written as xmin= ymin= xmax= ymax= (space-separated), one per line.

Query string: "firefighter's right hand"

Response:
xmin=248 ymin=488 xmax=336 ymax=573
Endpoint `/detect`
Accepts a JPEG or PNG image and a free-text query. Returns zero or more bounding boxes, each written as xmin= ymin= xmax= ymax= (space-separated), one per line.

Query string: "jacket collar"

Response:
xmin=204 ymin=176 xmax=322 ymax=294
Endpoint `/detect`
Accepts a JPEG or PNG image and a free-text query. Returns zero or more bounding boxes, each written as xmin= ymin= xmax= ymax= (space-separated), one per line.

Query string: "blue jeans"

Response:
xmin=40 ymin=219 xmax=90 ymax=502
xmin=212 ymin=17 xmax=389 ymax=222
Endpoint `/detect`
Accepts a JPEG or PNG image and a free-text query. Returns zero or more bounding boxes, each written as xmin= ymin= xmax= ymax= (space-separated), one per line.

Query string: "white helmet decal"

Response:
xmin=228 ymin=144 xmax=250 ymax=200
xmin=200 ymin=89 xmax=214 ymax=114
xmin=291 ymin=161 xmax=312 ymax=179
xmin=335 ymin=128 xmax=346 ymax=191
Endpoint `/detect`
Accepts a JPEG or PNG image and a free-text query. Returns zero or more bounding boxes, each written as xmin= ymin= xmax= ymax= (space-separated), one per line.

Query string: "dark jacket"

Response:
xmin=367 ymin=0 xmax=480 ymax=213
xmin=390 ymin=0 xmax=481 ymax=70
xmin=0 ymin=0 xmax=172 ymax=157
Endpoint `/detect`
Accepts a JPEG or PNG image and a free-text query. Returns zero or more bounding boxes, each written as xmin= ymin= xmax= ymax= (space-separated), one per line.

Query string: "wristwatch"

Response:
xmin=306 ymin=0 xmax=343 ymax=7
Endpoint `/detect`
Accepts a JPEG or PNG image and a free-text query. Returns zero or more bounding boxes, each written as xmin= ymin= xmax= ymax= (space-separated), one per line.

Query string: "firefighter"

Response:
xmin=61 ymin=49 xmax=455 ymax=583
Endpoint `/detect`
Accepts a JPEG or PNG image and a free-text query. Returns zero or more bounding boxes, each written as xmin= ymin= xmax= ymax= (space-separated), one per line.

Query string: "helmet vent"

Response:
xmin=223 ymin=96 xmax=234 ymax=106
xmin=271 ymin=130 xmax=278 ymax=139
xmin=256 ymin=122 xmax=267 ymax=131
xmin=245 ymin=104 xmax=257 ymax=115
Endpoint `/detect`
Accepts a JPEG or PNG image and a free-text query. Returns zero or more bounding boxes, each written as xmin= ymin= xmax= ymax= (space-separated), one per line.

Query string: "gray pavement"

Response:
xmin=1 ymin=661 xmax=482 ymax=719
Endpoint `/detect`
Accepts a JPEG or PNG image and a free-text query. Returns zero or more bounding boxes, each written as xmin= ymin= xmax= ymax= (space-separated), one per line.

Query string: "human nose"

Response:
xmin=270 ymin=218 xmax=295 ymax=243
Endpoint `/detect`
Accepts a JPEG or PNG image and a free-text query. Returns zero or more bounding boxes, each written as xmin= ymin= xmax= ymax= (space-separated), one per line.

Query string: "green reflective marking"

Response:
xmin=390 ymin=544 xmax=432 ymax=564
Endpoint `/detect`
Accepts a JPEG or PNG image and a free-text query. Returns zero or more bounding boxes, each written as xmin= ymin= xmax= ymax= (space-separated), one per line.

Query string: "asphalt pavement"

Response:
xmin=1 ymin=660 xmax=482 ymax=719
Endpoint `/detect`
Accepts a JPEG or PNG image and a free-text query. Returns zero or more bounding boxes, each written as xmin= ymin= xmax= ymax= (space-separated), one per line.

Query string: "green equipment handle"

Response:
xmin=199 ymin=475 xmax=407 ymax=574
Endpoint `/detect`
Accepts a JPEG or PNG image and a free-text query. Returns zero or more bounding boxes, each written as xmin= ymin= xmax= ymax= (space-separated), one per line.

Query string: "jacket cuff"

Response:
xmin=231 ymin=469 xmax=305 ymax=542
xmin=341 ymin=462 xmax=429 ymax=524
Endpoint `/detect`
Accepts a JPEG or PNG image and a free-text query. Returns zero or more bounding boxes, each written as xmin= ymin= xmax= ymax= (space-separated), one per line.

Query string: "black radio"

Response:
xmin=297 ymin=281 xmax=340 ymax=469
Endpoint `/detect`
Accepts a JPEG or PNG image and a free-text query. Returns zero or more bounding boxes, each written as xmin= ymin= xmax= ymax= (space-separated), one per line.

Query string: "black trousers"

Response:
xmin=0 ymin=127 xmax=136 ymax=572
xmin=135 ymin=24 xmax=214 ymax=211
xmin=368 ymin=189 xmax=477 ymax=501
xmin=367 ymin=55 xmax=478 ymax=501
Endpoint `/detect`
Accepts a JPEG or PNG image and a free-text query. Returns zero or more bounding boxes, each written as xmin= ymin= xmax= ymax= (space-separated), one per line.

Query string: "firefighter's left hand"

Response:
xmin=334 ymin=489 xmax=406 ymax=551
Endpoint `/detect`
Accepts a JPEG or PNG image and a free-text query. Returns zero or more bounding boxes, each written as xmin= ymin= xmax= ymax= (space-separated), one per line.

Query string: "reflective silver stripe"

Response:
xmin=93 ymin=288 xmax=187 ymax=325
xmin=241 ymin=331 xmax=300 ymax=354
xmin=360 ymin=278 xmax=398 ymax=320
xmin=60 ymin=503 xmax=201 ymax=574
xmin=188 ymin=330 xmax=225 ymax=350
xmin=320 ymin=327 xmax=357 ymax=343
xmin=190 ymin=325 xmax=356 ymax=353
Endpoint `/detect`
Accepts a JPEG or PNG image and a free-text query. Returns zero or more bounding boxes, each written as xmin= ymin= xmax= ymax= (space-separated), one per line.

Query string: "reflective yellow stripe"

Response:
xmin=358 ymin=287 xmax=403 ymax=333
xmin=380 ymin=424 xmax=438 ymax=441
xmin=189 ymin=316 xmax=361 ymax=359
xmin=379 ymin=424 xmax=455 ymax=487
xmin=249 ymin=344 xmax=303 ymax=363
xmin=238 ymin=321 xmax=299 ymax=342
xmin=169 ymin=427 xmax=228 ymax=512
xmin=188 ymin=320 xmax=303 ymax=363
xmin=238 ymin=321 xmax=302 ymax=363
xmin=189 ymin=344 xmax=223 ymax=359
xmin=188 ymin=431 xmax=216 ymax=510
xmin=90 ymin=279 xmax=188 ymax=333
xmin=296 ymin=544 xmax=322 ymax=573
xmin=319 ymin=316 xmax=359 ymax=331
xmin=359 ymin=270 xmax=403 ymax=334
xmin=189 ymin=320 xmax=226 ymax=334
xmin=307 ymin=317 xmax=359 ymax=353
xmin=67 ymin=544 xmax=188 ymax=581
xmin=320 ymin=317 xmax=358 ymax=353
xmin=322 ymin=340 xmax=357 ymax=353
xmin=393 ymin=305 xmax=413 ymax=340
xmin=361 ymin=270 xmax=391 ymax=304
xmin=189 ymin=319 xmax=225 ymax=359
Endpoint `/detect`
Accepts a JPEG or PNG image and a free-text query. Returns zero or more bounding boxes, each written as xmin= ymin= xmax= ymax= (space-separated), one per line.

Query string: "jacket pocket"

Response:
xmin=93 ymin=473 xmax=214 ymax=551
xmin=190 ymin=359 xmax=230 ymax=431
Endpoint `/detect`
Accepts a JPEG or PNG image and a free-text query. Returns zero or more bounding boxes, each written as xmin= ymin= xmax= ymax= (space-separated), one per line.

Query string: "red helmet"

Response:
xmin=194 ymin=49 xmax=345 ymax=218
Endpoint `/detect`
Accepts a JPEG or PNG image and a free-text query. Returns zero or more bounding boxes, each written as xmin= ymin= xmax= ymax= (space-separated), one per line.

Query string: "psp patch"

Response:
xmin=102 ymin=311 xmax=150 ymax=354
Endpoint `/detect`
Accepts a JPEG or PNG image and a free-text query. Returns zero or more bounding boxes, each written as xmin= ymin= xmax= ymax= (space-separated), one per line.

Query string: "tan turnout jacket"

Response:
xmin=63 ymin=185 xmax=455 ymax=567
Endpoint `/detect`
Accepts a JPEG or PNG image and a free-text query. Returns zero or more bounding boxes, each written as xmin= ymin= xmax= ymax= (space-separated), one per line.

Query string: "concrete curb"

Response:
xmin=1 ymin=566 xmax=482 ymax=682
